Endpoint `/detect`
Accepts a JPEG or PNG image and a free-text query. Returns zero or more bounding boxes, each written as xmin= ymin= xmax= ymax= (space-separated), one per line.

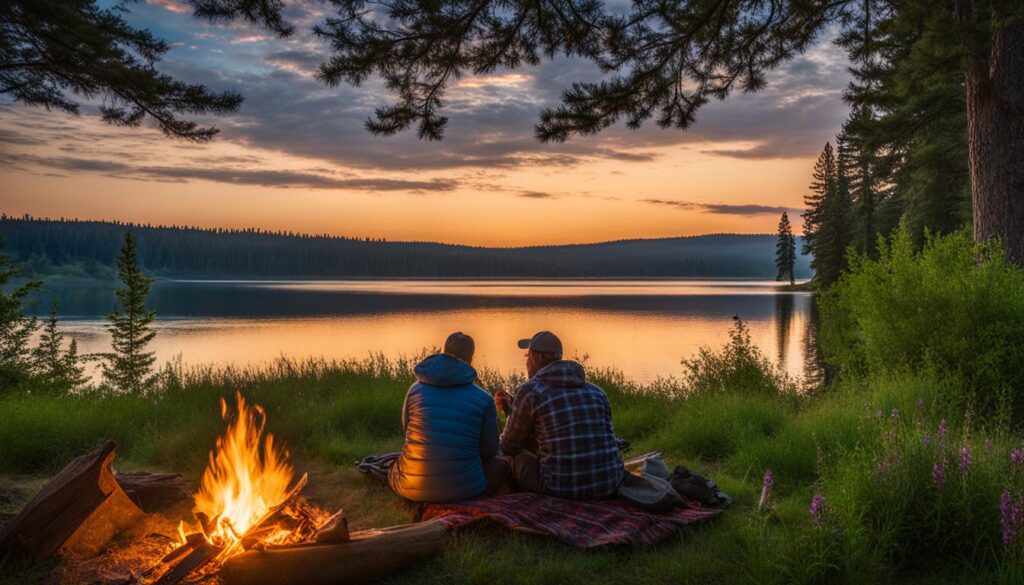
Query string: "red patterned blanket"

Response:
xmin=422 ymin=492 xmax=720 ymax=549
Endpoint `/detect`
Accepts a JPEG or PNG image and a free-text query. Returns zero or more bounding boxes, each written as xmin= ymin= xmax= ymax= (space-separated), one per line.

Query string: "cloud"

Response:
xmin=518 ymin=190 xmax=557 ymax=199
xmin=10 ymin=154 xmax=457 ymax=192
xmin=641 ymin=199 xmax=800 ymax=216
xmin=146 ymin=0 xmax=190 ymax=14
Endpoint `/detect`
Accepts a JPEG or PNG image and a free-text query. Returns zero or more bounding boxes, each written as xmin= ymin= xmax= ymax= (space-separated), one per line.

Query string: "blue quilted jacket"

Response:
xmin=388 ymin=353 xmax=499 ymax=502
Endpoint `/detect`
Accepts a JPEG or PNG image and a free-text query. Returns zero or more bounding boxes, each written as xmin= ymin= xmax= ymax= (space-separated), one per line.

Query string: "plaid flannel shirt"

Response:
xmin=500 ymin=360 xmax=624 ymax=498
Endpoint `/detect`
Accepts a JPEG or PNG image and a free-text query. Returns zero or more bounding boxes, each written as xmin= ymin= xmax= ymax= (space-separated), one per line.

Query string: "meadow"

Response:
xmin=3 ymin=230 xmax=1024 ymax=584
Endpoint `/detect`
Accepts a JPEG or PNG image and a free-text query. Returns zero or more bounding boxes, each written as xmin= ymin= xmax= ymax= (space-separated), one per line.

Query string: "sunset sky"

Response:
xmin=0 ymin=0 xmax=852 ymax=246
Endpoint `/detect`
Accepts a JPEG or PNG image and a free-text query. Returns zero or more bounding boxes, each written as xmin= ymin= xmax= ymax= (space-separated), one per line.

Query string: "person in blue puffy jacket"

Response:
xmin=388 ymin=332 xmax=510 ymax=502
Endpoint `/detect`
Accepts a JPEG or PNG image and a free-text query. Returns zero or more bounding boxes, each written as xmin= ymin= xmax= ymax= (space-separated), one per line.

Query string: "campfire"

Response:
xmin=142 ymin=393 xmax=327 ymax=584
xmin=0 ymin=393 xmax=447 ymax=585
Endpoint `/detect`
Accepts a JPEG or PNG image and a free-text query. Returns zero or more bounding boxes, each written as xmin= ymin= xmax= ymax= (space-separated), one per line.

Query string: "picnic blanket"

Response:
xmin=421 ymin=492 xmax=719 ymax=548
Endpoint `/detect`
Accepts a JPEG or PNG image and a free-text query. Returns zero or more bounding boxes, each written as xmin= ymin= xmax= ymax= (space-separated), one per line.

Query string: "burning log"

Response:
xmin=220 ymin=519 xmax=449 ymax=585
xmin=0 ymin=440 xmax=146 ymax=559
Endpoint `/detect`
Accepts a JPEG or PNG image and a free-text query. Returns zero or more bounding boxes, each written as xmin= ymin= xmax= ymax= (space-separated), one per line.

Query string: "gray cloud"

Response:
xmin=518 ymin=190 xmax=557 ymax=199
xmin=10 ymin=154 xmax=457 ymax=192
xmin=642 ymin=199 xmax=800 ymax=216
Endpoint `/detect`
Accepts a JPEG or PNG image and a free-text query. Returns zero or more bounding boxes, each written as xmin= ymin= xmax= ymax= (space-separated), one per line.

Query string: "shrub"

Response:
xmin=819 ymin=229 xmax=1024 ymax=420
xmin=681 ymin=318 xmax=797 ymax=396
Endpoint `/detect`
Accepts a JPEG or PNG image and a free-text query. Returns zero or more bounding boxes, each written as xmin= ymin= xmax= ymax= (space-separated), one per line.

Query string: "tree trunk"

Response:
xmin=963 ymin=12 xmax=1024 ymax=265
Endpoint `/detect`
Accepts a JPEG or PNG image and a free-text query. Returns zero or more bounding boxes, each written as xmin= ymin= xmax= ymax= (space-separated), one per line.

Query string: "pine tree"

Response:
xmin=803 ymin=142 xmax=853 ymax=287
xmin=775 ymin=212 xmax=796 ymax=286
xmin=1 ymin=0 xmax=244 ymax=141
xmin=102 ymin=232 xmax=156 ymax=394
xmin=0 ymin=236 xmax=40 ymax=389
xmin=803 ymin=143 xmax=837 ymax=257
xmin=32 ymin=301 xmax=87 ymax=391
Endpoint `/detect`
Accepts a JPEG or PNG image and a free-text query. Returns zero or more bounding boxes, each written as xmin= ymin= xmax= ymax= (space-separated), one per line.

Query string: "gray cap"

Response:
xmin=517 ymin=331 xmax=562 ymax=354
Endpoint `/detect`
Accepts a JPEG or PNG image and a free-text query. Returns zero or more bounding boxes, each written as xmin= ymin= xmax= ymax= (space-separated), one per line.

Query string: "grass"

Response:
xmin=1 ymin=353 xmax=1022 ymax=585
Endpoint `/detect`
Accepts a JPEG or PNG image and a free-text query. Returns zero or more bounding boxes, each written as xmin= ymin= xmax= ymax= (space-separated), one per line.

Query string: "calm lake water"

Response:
xmin=34 ymin=279 xmax=819 ymax=384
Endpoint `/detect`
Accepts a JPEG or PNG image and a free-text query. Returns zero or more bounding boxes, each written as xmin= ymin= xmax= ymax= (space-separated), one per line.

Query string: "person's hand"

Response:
xmin=494 ymin=389 xmax=511 ymax=416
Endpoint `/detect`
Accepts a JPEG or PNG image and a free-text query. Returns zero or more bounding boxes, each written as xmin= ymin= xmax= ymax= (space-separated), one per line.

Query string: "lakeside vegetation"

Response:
xmin=2 ymin=229 xmax=1024 ymax=584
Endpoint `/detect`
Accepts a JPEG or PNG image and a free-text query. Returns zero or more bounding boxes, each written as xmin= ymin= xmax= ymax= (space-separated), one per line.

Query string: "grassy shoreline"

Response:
xmin=1 ymin=353 xmax=1020 ymax=584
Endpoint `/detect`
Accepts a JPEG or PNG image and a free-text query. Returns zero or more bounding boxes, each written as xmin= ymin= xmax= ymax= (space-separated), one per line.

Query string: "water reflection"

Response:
xmin=34 ymin=279 xmax=816 ymax=383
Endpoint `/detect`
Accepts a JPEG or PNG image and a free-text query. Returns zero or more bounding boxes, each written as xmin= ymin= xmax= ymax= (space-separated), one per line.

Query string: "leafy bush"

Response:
xmin=681 ymin=318 xmax=797 ymax=396
xmin=819 ymin=229 xmax=1024 ymax=419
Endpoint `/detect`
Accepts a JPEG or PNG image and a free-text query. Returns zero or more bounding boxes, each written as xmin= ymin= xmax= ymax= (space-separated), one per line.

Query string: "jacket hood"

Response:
xmin=533 ymin=360 xmax=587 ymax=388
xmin=414 ymin=353 xmax=478 ymax=387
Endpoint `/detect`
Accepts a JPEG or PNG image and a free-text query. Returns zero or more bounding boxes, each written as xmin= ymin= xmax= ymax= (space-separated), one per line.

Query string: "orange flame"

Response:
xmin=193 ymin=392 xmax=294 ymax=547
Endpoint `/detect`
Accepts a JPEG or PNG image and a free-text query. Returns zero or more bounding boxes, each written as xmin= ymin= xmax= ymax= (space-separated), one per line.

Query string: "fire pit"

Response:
xmin=0 ymin=393 xmax=447 ymax=585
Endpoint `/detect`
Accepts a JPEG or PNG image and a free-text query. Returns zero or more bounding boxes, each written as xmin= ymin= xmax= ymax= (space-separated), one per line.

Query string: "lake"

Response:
xmin=33 ymin=279 xmax=819 ymax=384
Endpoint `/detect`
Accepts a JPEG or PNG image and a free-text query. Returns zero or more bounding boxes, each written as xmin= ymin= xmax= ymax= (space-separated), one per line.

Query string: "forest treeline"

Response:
xmin=0 ymin=216 xmax=811 ymax=279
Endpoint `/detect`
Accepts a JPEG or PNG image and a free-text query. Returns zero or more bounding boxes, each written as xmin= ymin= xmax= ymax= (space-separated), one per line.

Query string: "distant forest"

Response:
xmin=0 ymin=216 xmax=812 ymax=279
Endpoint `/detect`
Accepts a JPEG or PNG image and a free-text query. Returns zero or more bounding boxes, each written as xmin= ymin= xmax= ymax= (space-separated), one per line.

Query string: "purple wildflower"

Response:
xmin=1012 ymin=448 xmax=1023 ymax=469
xmin=933 ymin=458 xmax=947 ymax=492
xmin=758 ymin=469 xmax=773 ymax=512
xmin=938 ymin=419 xmax=948 ymax=444
xmin=1001 ymin=490 xmax=1013 ymax=545
xmin=810 ymin=494 xmax=825 ymax=527
xmin=923 ymin=432 xmax=931 ymax=447
xmin=959 ymin=447 xmax=972 ymax=475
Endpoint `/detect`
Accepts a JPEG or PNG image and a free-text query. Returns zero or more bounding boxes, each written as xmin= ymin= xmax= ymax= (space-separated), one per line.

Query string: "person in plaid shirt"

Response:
xmin=497 ymin=331 xmax=625 ymax=499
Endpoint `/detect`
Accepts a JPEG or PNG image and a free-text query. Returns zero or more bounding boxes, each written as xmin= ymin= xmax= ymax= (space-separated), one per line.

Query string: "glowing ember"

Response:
xmin=193 ymin=392 xmax=294 ymax=549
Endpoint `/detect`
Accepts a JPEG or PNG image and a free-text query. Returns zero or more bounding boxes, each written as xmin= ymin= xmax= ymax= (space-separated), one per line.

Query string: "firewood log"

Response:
xmin=0 ymin=440 xmax=145 ymax=559
xmin=114 ymin=471 xmax=190 ymax=513
xmin=313 ymin=508 xmax=349 ymax=543
xmin=220 ymin=519 xmax=449 ymax=585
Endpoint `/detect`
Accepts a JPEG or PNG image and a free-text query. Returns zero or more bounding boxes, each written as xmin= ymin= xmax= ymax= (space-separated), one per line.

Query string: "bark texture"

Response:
xmin=961 ymin=4 xmax=1024 ymax=265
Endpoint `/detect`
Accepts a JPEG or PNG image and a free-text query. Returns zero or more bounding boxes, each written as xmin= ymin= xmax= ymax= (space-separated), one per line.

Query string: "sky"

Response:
xmin=0 ymin=0 xmax=853 ymax=247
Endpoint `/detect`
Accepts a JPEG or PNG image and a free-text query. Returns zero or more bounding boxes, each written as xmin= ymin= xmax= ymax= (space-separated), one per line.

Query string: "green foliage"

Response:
xmin=101 ymin=232 xmax=157 ymax=394
xmin=819 ymin=229 xmax=1024 ymax=419
xmin=31 ymin=302 xmax=88 ymax=392
xmin=682 ymin=317 xmax=796 ymax=397
xmin=776 ymin=212 xmax=797 ymax=285
xmin=838 ymin=0 xmax=971 ymax=248
xmin=0 ymin=236 xmax=40 ymax=391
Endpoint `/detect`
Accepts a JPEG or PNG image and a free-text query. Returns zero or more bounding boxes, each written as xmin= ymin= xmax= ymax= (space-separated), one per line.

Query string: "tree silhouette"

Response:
xmin=775 ymin=212 xmax=796 ymax=286
xmin=1 ymin=0 xmax=246 ymax=140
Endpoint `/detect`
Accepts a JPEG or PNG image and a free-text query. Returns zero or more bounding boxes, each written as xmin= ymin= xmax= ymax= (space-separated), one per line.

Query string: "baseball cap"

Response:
xmin=517 ymin=331 xmax=562 ymax=354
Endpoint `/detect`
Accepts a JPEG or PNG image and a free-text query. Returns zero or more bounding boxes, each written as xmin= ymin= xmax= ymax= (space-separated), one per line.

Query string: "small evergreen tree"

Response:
xmin=32 ymin=301 xmax=88 ymax=391
xmin=0 ymin=236 xmax=40 ymax=389
xmin=102 ymin=232 xmax=156 ymax=394
xmin=775 ymin=212 xmax=796 ymax=286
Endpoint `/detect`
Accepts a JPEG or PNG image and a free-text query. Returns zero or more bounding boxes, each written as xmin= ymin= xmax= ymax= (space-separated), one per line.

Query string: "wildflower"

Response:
xmin=985 ymin=438 xmax=993 ymax=452
xmin=809 ymin=494 xmax=825 ymax=527
xmin=938 ymin=419 xmax=948 ymax=444
xmin=891 ymin=408 xmax=900 ymax=419
xmin=1012 ymin=448 xmax=1023 ymax=468
xmin=959 ymin=447 xmax=972 ymax=475
xmin=758 ymin=469 xmax=773 ymax=512
xmin=875 ymin=409 xmax=884 ymax=421
xmin=923 ymin=432 xmax=931 ymax=447
xmin=933 ymin=458 xmax=947 ymax=492
xmin=916 ymin=397 xmax=924 ymax=410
